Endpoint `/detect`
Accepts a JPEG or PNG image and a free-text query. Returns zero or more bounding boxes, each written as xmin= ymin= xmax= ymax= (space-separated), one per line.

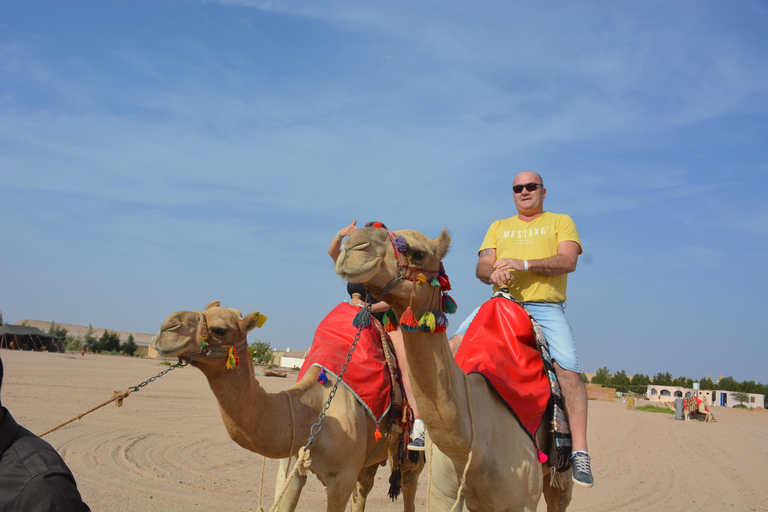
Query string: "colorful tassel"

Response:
xmin=442 ymin=294 xmax=458 ymax=314
xmin=226 ymin=345 xmax=240 ymax=369
xmin=438 ymin=264 xmax=452 ymax=291
xmin=374 ymin=423 xmax=383 ymax=441
xmin=352 ymin=307 xmax=371 ymax=329
xmin=538 ymin=450 xmax=548 ymax=464
xmin=416 ymin=273 xmax=427 ymax=284
xmin=383 ymin=309 xmax=399 ymax=332
xmin=393 ymin=235 xmax=408 ymax=253
xmin=418 ymin=312 xmax=436 ymax=333
xmin=434 ymin=311 xmax=448 ymax=333
xmin=399 ymin=307 xmax=419 ymax=331
xmin=317 ymin=368 xmax=328 ymax=384
xmin=430 ymin=277 xmax=440 ymax=287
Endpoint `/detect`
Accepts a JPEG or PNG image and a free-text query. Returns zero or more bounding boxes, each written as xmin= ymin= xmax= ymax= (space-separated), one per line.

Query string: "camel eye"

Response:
xmin=412 ymin=251 xmax=426 ymax=260
xmin=210 ymin=327 xmax=227 ymax=337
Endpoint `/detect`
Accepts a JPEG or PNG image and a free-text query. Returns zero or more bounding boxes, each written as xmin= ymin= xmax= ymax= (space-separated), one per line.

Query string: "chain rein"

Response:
xmin=303 ymin=301 xmax=370 ymax=449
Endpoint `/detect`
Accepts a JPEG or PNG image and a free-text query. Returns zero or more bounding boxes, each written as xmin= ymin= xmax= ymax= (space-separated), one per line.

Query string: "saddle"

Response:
xmin=454 ymin=292 xmax=572 ymax=473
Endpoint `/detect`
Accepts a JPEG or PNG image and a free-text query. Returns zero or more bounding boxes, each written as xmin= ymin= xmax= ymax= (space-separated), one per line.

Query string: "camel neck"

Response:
xmin=199 ymin=351 xmax=295 ymax=459
xmin=395 ymin=326 xmax=473 ymax=457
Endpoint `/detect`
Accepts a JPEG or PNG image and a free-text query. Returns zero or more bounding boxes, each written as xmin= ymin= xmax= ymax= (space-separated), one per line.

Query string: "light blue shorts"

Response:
xmin=453 ymin=301 xmax=580 ymax=373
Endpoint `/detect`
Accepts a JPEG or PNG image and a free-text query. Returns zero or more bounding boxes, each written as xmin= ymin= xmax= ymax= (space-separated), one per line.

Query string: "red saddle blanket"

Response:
xmin=454 ymin=297 xmax=550 ymax=439
xmin=298 ymin=302 xmax=392 ymax=423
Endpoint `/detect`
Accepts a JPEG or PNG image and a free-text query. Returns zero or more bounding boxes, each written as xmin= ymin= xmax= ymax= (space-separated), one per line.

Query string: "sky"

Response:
xmin=2 ymin=0 xmax=767 ymax=383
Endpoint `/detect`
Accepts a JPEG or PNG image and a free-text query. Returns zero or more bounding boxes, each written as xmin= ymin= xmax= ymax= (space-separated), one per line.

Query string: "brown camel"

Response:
xmin=152 ymin=301 xmax=422 ymax=512
xmin=336 ymin=227 xmax=573 ymax=512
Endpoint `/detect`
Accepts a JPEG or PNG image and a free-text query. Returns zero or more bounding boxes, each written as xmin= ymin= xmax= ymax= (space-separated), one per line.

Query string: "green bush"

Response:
xmin=636 ymin=405 xmax=674 ymax=414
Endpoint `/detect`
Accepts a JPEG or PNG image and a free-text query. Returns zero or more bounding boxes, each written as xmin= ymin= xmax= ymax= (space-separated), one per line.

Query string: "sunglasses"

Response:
xmin=512 ymin=183 xmax=543 ymax=194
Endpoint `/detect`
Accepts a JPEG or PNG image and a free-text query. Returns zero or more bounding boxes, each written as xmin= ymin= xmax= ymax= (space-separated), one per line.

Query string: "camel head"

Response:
xmin=152 ymin=301 xmax=266 ymax=365
xmin=336 ymin=227 xmax=454 ymax=330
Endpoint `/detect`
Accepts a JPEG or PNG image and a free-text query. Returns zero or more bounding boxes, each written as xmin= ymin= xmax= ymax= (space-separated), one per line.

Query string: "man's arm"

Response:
xmin=476 ymin=248 xmax=514 ymax=286
xmin=493 ymin=241 xmax=580 ymax=275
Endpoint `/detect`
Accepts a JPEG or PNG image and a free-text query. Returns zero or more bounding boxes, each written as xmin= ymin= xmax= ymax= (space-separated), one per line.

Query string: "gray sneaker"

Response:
xmin=571 ymin=453 xmax=594 ymax=488
xmin=407 ymin=433 xmax=425 ymax=452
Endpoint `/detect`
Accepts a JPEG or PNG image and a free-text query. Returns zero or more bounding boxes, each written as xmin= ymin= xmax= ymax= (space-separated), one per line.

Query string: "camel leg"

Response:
xmin=542 ymin=467 xmax=573 ymax=512
xmin=272 ymin=456 xmax=307 ymax=512
xmin=350 ymin=464 xmax=379 ymax=512
xmin=400 ymin=454 xmax=425 ymax=512
xmin=324 ymin=469 xmax=362 ymax=512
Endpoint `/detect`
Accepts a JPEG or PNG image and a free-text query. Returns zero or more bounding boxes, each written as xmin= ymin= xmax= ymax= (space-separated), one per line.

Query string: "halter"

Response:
xmin=183 ymin=311 xmax=248 ymax=369
xmin=379 ymin=231 xmax=442 ymax=295
xmin=375 ymin=231 xmax=457 ymax=333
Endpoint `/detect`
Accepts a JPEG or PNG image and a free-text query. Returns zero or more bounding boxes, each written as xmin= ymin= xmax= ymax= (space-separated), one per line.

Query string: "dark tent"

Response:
xmin=0 ymin=325 xmax=65 ymax=352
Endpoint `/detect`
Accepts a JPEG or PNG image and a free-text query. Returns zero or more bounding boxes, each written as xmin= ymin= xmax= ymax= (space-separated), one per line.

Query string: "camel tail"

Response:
xmin=388 ymin=467 xmax=402 ymax=501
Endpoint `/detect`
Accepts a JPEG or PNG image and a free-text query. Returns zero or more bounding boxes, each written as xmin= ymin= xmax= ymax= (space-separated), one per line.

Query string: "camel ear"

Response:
xmin=435 ymin=229 xmax=451 ymax=260
xmin=205 ymin=301 xmax=221 ymax=310
xmin=240 ymin=311 xmax=268 ymax=332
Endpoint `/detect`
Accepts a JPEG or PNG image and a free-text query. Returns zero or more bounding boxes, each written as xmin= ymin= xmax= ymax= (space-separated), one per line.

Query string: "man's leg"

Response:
xmin=554 ymin=363 xmax=588 ymax=452
xmin=524 ymin=301 xmax=594 ymax=488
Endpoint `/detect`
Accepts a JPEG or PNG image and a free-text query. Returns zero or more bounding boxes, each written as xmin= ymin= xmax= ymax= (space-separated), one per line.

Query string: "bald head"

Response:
xmin=512 ymin=171 xmax=546 ymax=219
xmin=514 ymin=170 xmax=543 ymax=185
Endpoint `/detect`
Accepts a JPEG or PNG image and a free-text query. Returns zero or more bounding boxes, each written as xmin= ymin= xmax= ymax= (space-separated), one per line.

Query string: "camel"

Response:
xmin=335 ymin=227 xmax=573 ymax=512
xmin=664 ymin=398 xmax=716 ymax=422
xmin=151 ymin=301 xmax=422 ymax=512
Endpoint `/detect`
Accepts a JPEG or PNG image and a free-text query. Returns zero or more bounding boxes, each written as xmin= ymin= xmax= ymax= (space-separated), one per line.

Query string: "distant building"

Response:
xmin=272 ymin=349 xmax=307 ymax=369
xmin=646 ymin=385 xmax=765 ymax=409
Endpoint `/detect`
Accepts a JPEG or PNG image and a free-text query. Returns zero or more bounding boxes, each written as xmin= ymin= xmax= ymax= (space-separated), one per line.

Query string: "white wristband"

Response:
xmin=336 ymin=233 xmax=343 ymax=241
xmin=523 ymin=260 xmax=529 ymax=271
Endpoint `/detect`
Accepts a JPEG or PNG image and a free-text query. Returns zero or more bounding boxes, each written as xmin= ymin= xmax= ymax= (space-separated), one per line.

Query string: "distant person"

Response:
xmin=329 ymin=220 xmax=426 ymax=451
xmin=0 ymin=356 xmax=91 ymax=511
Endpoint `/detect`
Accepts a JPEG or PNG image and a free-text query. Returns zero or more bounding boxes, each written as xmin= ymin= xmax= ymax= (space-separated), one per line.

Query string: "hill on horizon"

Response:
xmin=16 ymin=320 xmax=154 ymax=347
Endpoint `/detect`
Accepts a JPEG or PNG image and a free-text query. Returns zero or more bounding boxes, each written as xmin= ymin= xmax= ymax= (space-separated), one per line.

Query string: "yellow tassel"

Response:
xmin=418 ymin=312 xmax=436 ymax=333
xmin=416 ymin=273 xmax=427 ymax=284
xmin=226 ymin=345 xmax=239 ymax=369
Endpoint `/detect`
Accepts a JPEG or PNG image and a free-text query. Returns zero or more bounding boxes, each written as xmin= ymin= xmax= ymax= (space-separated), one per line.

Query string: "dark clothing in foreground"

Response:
xmin=0 ymin=407 xmax=90 ymax=512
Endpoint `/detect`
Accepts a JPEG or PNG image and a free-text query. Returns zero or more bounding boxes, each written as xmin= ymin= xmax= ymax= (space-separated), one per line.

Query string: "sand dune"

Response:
xmin=2 ymin=349 xmax=766 ymax=511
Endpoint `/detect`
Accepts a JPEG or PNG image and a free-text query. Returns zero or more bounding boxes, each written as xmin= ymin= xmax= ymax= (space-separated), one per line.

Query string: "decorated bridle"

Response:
xmin=186 ymin=310 xmax=257 ymax=369
xmin=376 ymin=231 xmax=457 ymax=334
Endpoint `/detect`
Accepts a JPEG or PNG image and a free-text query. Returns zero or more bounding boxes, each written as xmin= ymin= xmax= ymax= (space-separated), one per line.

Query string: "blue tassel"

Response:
xmin=317 ymin=368 xmax=328 ymax=384
xmin=353 ymin=307 xmax=371 ymax=328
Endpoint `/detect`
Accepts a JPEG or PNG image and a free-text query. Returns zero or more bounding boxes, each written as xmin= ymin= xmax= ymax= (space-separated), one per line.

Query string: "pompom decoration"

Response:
xmin=430 ymin=277 xmax=440 ymax=287
xmin=537 ymin=450 xmax=548 ymax=464
xmin=434 ymin=311 xmax=448 ymax=334
xmin=416 ymin=273 xmax=427 ymax=284
xmin=372 ymin=222 xmax=384 ymax=228
xmin=317 ymin=368 xmax=328 ymax=384
xmin=437 ymin=274 xmax=450 ymax=290
xmin=442 ymin=294 xmax=458 ymax=314
xmin=383 ymin=309 xmax=399 ymax=332
xmin=418 ymin=312 xmax=436 ymax=333
xmin=226 ymin=345 xmax=240 ymax=370
xmin=399 ymin=307 xmax=419 ymax=331
xmin=374 ymin=423 xmax=383 ymax=441
xmin=393 ymin=236 xmax=409 ymax=253
xmin=352 ymin=307 xmax=371 ymax=329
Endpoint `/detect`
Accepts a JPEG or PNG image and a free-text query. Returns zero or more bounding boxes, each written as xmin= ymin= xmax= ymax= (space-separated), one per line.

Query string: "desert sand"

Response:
xmin=2 ymin=349 xmax=767 ymax=512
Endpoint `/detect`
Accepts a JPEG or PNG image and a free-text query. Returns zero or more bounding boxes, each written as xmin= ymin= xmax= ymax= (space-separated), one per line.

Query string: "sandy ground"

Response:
xmin=2 ymin=349 xmax=767 ymax=512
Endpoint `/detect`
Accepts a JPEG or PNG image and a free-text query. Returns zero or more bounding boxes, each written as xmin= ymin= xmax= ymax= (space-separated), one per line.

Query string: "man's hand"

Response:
xmin=490 ymin=268 xmax=514 ymax=287
xmin=493 ymin=258 xmax=524 ymax=272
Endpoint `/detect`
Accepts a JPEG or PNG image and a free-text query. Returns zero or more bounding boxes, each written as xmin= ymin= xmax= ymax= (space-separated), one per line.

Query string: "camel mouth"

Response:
xmin=336 ymin=255 xmax=383 ymax=284
xmin=151 ymin=329 xmax=197 ymax=358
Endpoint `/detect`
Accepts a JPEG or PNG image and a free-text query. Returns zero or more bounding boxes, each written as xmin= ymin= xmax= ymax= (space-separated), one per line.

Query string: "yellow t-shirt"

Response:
xmin=479 ymin=212 xmax=582 ymax=302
